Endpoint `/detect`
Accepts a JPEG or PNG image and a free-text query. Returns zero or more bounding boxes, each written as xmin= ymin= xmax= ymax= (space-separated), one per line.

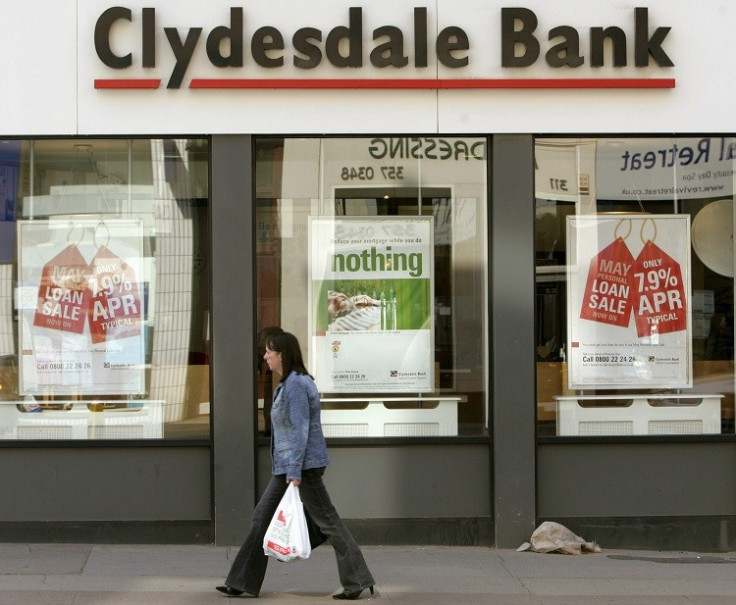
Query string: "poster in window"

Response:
xmin=309 ymin=216 xmax=434 ymax=393
xmin=566 ymin=215 xmax=692 ymax=388
xmin=17 ymin=218 xmax=145 ymax=395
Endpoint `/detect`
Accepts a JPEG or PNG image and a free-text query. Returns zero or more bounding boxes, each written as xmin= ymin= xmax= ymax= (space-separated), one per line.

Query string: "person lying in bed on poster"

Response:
xmin=327 ymin=291 xmax=381 ymax=332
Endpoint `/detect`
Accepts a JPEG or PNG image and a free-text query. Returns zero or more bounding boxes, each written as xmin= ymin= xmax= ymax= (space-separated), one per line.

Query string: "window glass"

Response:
xmin=0 ymin=138 xmax=210 ymax=440
xmin=535 ymin=136 xmax=735 ymax=437
xmin=255 ymin=137 xmax=489 ymax=438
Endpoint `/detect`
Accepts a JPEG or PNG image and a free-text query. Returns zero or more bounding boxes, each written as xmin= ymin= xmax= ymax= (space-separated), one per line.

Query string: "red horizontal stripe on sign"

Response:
xmin=95 ymin=79 xmax=161 ymax=89
xmin=189 ymin=78 xmax=675 ymax=90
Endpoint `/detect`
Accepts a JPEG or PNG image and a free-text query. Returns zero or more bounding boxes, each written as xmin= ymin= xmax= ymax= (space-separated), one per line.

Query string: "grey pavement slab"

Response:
xmin=0 ymin=544 xmax=735 ymax=605
xmin=83 ymin=544 xmax=228 ymax=576
xmin=0 ymin=544 xmax=91 ymax=574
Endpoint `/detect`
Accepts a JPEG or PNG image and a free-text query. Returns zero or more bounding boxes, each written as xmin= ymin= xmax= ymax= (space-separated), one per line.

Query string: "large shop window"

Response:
xmin=255 ymin=137 xmax=489 ymax=438
xmin=0 ymin=138 xmax=210 ymax=441
xmin=535 ymin=136 xmax=735 ymax=438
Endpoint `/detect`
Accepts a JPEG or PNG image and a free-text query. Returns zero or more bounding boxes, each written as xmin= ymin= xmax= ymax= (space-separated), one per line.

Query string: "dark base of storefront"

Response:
xmin=1 ymin=517 xmax=732 ymax=551
xmin=348 ymin=517 xmax=494 ymax=546
xmin=0 ymin=521 xmax=214 ymax=544
xmin=0 ymin=518 xmax=494 ymax=546
xmin=551 ymin=516 xmax=736 ymax=553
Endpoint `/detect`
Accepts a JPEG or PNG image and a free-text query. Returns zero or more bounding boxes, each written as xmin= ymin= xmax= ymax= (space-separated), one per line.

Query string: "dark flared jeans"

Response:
xmin=225 ymin=467 xmax=374 ymax=596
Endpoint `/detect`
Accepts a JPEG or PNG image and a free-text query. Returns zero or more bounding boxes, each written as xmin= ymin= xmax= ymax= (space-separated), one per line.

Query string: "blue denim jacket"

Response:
xmin=271 ymin=371 xmax=330 ymax=480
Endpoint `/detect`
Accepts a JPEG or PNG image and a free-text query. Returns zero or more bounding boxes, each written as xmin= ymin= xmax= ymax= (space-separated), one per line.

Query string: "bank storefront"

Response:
xmin=0 ymin=0 xmax=735 ymax=551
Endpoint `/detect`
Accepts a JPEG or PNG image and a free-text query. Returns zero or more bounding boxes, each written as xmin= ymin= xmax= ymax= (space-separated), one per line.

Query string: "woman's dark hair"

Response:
xmin=259 ymin=325 xmax=284 ymax=348
xmin=257 ymin=326 xmax=284 ymax=372
xmin=265 ymin=331 xmax=312 ymax=380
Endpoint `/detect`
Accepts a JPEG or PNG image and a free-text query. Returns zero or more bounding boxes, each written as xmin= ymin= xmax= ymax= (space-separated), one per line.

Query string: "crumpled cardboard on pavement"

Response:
xmin=517 ymin=521 xmax=602 ymax=555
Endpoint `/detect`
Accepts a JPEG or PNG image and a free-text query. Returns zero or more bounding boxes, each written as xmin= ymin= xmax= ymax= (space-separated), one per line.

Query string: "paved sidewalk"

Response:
xmin=0 ymin=543 xmax=735 ymax=604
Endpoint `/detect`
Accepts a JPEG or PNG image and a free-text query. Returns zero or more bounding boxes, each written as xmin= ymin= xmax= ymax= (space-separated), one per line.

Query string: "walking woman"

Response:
xmin=216 ymin=331 xmax=376 ymax=600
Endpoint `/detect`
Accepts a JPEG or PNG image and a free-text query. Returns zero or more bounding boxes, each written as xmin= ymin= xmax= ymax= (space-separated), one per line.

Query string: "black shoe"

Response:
xmin=216 ymin=585 xmax=256 ymax=597
xmin=333 ymin=586 xmax=375 ymax=600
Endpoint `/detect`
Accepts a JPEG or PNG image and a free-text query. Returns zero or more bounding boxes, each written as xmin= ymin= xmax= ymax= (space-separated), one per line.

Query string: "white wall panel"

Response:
xmin=1 ymin=2 xmax=77 ymax=135
xmin=437 ymin=0 xmax=736 ymax=133
xmin=4 ymin=0 xmax=734 ymax=135
xmin=77 ymin=88 xmax=440 ymax=134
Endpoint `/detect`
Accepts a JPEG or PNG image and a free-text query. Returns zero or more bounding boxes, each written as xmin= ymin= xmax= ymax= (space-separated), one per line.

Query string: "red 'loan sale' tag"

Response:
xmin=579 ymin=238 xmax=635 ymax=328
xmin=33 ymin=245 xmax=90 ymax=334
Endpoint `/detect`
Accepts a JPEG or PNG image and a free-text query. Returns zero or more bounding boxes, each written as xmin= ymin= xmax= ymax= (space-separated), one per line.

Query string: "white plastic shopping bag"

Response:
xmin=263 ymin=483 xmax=311 ymax=562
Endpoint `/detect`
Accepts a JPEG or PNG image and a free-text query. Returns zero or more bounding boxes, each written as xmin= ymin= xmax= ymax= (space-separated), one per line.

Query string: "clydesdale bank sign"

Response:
xmin=93 ymin=5 xmax=676 ymax=90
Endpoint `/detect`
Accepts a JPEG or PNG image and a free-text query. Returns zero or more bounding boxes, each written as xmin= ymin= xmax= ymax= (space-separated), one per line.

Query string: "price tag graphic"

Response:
xmin=579 ymin=238 xmax=635 ymax=327
xmin=631 ymin=240 xmax=687 ymax=338
xmin=88 ymin=246 xmax=142 ymax=344
xmin=33 ymin=245 xmax=90 ymax=334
